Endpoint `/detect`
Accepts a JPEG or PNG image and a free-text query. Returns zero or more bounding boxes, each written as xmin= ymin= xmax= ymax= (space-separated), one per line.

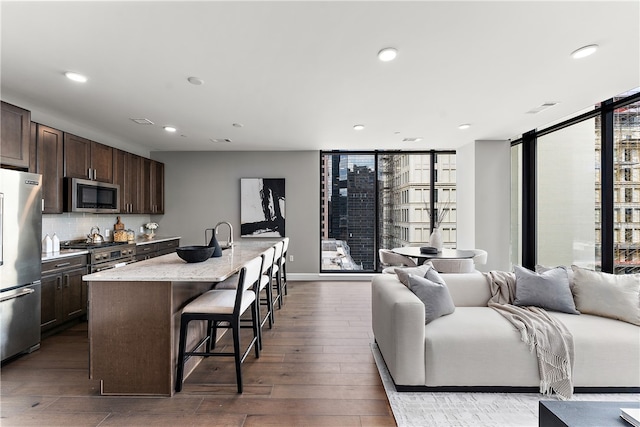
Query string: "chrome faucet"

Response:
xmin=214 ymin=221 xmax=234 ymax=248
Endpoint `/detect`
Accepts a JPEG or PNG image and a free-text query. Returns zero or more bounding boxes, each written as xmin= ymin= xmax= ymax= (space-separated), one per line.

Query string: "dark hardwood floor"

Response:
xmin=1 ymin=281 xmax=394 ymax=426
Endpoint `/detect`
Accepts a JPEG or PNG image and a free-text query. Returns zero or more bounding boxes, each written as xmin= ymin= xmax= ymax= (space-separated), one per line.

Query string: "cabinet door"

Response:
xmin=91 ymin=141 xmax=113 ymax=183
xmin=1 ymin=101 xmax=31 ymax=169
xmin=114 ymin=149 xmax=141 ymax=213
xmin=64 ymin=133 xmax=92 ymax=179
xmin=37 ymin=124 xmax=64 ymax=213
xmin=41 ymin=272 xmax=63 ymax=331
xmin=152 ymin=160 xmax=164 ymax=214
xmin=140 ymin=157 xmax=153 ymax=213
xmin=62 ymin=266 xmax=88 ymax=320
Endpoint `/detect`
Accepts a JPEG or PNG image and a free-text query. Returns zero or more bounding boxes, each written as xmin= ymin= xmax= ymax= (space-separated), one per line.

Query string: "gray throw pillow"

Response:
xmin=514 ymin=265 xmax=580 ymax=314
xmin=571 ymin=265 xmax=640 ymax=326
xmin=407 ymin=274 xmax=455 ymax=324
xmin=394 ymin=264 xmax=431 ymax=287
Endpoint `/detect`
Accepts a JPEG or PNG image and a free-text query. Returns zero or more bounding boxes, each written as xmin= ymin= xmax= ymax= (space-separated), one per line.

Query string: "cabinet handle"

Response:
xmin=56 ymin=276 xmax=62 ymax=290
xmin=63 ymin=274 xmax=69 ymax=288
xmin=55 ymin=262 xmax=71 ymax=268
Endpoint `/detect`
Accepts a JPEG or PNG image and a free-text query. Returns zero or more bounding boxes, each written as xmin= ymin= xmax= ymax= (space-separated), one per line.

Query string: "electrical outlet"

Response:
xmin=289 ymin=255 xmax=294 ymax=262
xmin=140 ymin=226 xmax=144 ymax=233
xmin=105 ymin=229 xmax=111 ymax=237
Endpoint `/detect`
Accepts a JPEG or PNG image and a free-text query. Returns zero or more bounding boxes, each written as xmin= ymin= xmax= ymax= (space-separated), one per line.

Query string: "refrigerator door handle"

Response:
xmin=0 ymin=287 xmax=35 ymax=303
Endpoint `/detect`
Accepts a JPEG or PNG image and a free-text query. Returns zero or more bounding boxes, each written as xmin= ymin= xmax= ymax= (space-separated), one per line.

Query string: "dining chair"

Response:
xmin=472 ymin=249 xmax=488 ymax=266
xmin=378 ymin=248 xmax=417 ymax=273
xmin=175 ymin=256 xmax=262 ymax=394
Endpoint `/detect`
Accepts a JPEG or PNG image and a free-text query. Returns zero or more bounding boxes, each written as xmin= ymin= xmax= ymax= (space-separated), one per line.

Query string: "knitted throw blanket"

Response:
xmin=484 ymin=271 xmax=575 ymax=400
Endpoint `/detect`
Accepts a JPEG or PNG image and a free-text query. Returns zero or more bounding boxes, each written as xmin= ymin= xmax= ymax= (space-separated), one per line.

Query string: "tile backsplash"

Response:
xmin=42 ymin=213 xmax=152 ymax=242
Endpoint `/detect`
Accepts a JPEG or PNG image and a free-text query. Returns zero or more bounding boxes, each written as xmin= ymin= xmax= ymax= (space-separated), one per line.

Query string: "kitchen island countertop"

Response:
xmin=83 ymin=239 xmax=280 ymax=282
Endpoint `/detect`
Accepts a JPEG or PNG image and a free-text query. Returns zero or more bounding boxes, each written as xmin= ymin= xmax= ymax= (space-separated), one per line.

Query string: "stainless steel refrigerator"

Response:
xmin=0 ymin=168 xmax=42 ymax=362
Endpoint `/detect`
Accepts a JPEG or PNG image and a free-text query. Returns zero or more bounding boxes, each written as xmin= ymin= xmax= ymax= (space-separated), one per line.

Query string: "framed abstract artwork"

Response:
xmin=240 ymin=178 xmax=285 ymax=237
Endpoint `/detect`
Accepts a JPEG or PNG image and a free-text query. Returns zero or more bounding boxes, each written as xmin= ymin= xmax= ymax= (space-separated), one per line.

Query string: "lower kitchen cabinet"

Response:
xmin=41 ymin=254 xmax=88 ymax=334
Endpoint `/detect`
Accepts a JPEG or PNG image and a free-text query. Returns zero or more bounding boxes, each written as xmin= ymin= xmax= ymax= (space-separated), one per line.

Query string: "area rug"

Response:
xmin=371 ymin=343 xmax=639 ymax=427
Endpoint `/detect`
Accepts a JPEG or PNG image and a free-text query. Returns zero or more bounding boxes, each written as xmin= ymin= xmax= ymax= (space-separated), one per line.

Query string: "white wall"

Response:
xmin=457 ymin=140 xmax=511 ymax=271
xmin=151 ymin=151 xmax=320 ymax=275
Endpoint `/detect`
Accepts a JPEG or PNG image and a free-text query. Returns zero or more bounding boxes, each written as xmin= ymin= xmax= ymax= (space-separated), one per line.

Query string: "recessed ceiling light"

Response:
xmin=187 ymin=76 xmax=204 ymax=85
xmin=458 ymin=124 xmax=471 ymax=130
xmin=163 ymin=126 xmax=177 ymax=132
xmin=232 ymin=123 xmax=243 ymax=128
xmin=526 ymin=102 xmax=558 ymax=114
xmin=571 ymin=44 xmax=598 ymax=59
xmin=378 ymin=47 xmax=397 ymax=62
xmin=353 ymin=124 xmax=365 ymax=131
xmin=402 ymin=137 xmax=423 ymax=142
xmin=65 ymin=71 xmax=88 ymax=83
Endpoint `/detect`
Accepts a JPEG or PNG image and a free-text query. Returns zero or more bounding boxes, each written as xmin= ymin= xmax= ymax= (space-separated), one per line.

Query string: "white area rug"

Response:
xmin=371 ymin=343 xmax=639 ymax=427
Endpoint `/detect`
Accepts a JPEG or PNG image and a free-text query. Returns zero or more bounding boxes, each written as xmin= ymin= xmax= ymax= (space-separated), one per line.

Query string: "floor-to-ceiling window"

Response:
xmin=512 ymin=88 xmax=640 ymax=273
xmin=320 ymin=151 xmax=456 ymax=272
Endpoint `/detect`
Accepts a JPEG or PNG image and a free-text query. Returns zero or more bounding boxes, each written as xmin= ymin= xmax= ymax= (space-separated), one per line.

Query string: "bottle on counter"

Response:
xmin=52 ymin=233 xmax=60 ymax=252
xmin=43 ymin=234 xmax=53 ymax=254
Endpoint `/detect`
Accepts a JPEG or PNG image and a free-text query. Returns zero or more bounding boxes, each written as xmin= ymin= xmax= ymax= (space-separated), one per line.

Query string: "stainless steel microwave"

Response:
xmin=65 ymin=178 xmax=120 ymax=213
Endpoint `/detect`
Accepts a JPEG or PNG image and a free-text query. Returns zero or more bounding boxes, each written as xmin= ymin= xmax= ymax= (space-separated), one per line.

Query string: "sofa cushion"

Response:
xmin=513 ymin=265 xmax=579 ymax=314
xmin=408 ymin=274 xmax=455 ymax=324
xmin=394 ymin=262 xmax=439 ymax=287
xmin=571 ymin=266 xmax=640 ymax=326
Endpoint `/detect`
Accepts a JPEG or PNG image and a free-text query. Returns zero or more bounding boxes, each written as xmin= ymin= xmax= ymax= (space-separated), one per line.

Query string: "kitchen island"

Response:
xmin=83 ymin=239 xmax=281 ymax=396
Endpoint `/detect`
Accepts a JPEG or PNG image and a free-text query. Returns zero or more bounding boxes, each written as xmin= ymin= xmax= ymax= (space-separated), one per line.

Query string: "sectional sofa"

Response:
xmin=371 ymin=269 xmax=640 ymax=393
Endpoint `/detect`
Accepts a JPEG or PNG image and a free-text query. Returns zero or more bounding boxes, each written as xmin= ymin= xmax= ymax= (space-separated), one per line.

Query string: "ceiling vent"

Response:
xmin=526 ymin=102 xmax=558 ymax=114
xmin=210 ymin=138 xmax=232 ymax=143
xmin=402 ymin=137 xmax=423 ymax=142
xmin=130 ymin=118 xmax=154 ymax=125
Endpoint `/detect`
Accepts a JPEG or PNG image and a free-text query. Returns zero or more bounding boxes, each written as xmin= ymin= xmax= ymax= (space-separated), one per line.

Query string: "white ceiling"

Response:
xmin=1 ymin=1 xmax=639 ymax=153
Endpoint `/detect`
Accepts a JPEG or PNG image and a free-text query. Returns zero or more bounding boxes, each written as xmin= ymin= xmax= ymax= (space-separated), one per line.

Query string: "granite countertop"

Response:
xmin=83 ymin=239 xmax=280 ymax=283
xmin=134 ymin=235 xmax=181 ymax=245
xmin=42 ymin=249 xmax=89 ymax=262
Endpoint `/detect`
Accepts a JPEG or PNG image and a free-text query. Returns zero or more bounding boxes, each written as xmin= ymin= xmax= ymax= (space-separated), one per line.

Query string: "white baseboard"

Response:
xmin=288 ymin=273 xmax=375 ymax=282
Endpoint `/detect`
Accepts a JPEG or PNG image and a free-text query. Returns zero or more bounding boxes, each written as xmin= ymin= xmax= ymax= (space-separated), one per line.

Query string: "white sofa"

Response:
xmin=371 ymin=271 xmax=640 ymax=392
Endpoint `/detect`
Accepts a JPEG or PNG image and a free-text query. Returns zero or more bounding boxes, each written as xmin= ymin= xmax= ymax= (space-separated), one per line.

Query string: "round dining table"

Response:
xmin=391 ymin=247 xmax=476 ymax=264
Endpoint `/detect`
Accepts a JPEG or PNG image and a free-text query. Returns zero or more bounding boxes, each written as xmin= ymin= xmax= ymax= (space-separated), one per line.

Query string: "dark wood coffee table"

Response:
xmin=539 ymin=400 xmax=640 ymax=427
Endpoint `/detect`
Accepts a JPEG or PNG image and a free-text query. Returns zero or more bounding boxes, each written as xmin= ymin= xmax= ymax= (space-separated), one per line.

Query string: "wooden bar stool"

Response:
xmin=175 ymin=256 xmax=262 ymax=394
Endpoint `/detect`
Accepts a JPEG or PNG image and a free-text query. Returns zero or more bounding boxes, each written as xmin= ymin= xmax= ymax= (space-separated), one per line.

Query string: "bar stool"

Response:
xmin=175 ymin=256 xmax=262 ymax=394
xmin=271 ymin=240 xmax=285 ymax=309
xmin=280 ymin=237 xmax=290 ymax=297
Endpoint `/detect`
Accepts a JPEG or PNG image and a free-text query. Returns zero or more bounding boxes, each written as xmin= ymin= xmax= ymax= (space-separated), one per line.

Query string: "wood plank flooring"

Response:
xmin=1 ymin=281 xmax=395 ymax=426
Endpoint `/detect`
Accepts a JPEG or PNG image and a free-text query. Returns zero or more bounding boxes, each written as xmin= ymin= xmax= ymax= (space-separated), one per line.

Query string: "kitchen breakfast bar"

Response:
xmin=83 ymin=239 xmax=281 ymax=396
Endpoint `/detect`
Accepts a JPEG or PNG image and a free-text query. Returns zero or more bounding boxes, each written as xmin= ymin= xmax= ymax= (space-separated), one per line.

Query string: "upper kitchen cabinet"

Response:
xmin=141 ymin=158 xmax=164 ymax=214
xmin=1 ymin=101 xmax=31 ymax=169
xmin=64 ymin=133 xmax=113 ymax=183
xmin=33 ymin=123 xmax=64 ymax=213
xmin=113 ymin=149 xmax=141 ymax=214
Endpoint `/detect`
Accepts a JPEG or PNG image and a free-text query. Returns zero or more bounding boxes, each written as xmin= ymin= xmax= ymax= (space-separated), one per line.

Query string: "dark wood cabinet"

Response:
xmin=140 ymin=158 xmax=164 ymax=214
xmin=136 ymin=238 xmax=179 ymax=261
xmin=114 ymin=149 xmax=141 ymax=213
xmin=1 ymin=101 xmax=31 ymax=169
xmin=33 ymin=124 xmax=64 ymax=213
xmin=41 ymin=255 xmax=88 ymax=334
xmin=64 ymin=133 xmax=113 ymax=182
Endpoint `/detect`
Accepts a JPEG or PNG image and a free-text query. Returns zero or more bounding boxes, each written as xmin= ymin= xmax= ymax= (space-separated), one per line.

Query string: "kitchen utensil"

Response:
xmin=87 ymin=226 xmax=104 ymax=244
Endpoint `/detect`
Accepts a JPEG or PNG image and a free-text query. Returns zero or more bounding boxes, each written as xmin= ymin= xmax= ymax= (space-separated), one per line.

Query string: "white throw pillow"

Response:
xmin=571 ymin=265 xmax=640 ymax=326
xmin=407 ymin=274 xmax=455 ymax=324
